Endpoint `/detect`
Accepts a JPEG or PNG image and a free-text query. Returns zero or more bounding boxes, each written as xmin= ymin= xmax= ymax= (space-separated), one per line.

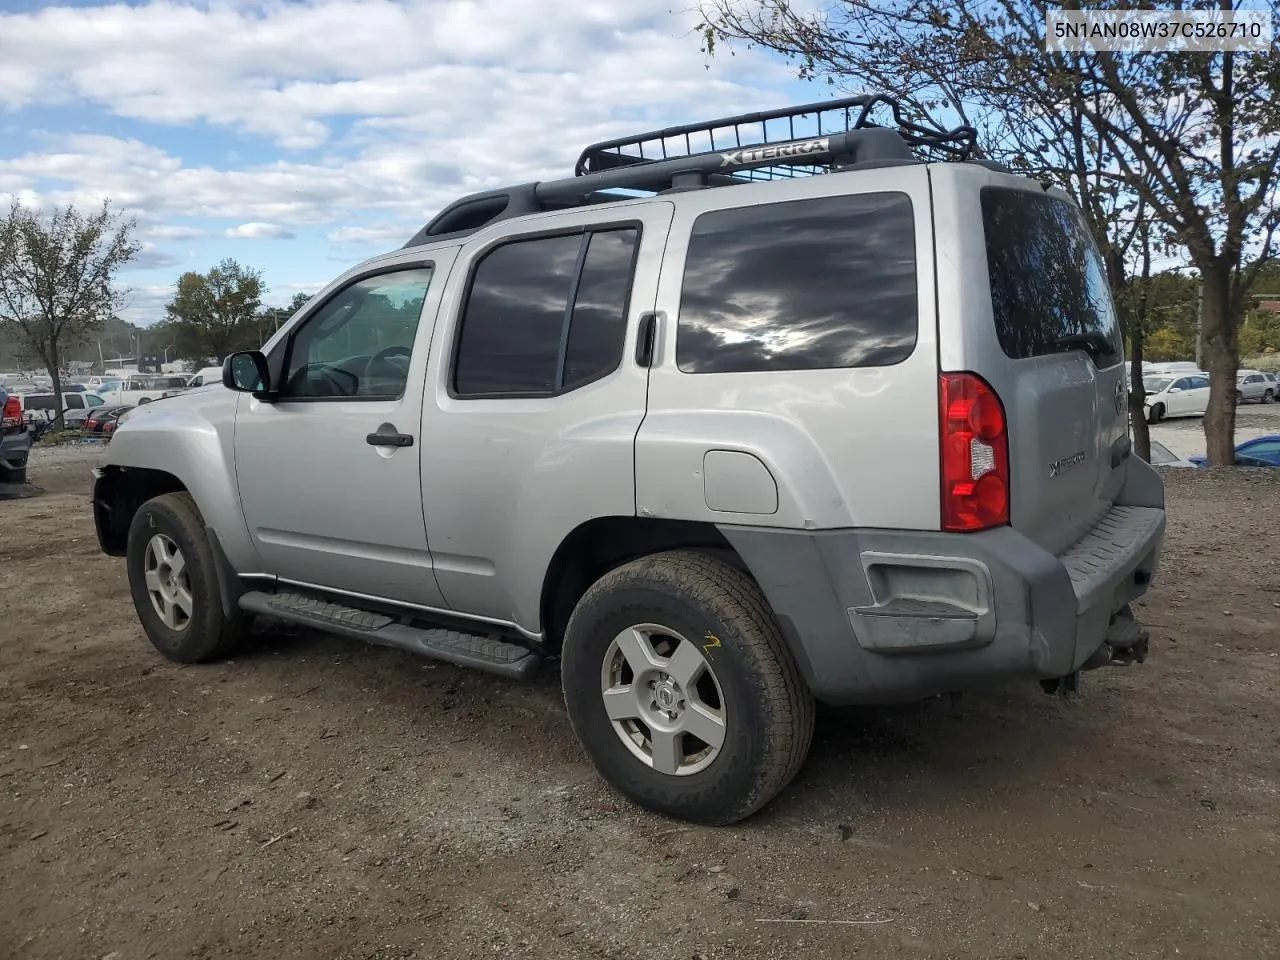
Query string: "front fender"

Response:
xmin=101 ymin=393 xmax=260 ymax=574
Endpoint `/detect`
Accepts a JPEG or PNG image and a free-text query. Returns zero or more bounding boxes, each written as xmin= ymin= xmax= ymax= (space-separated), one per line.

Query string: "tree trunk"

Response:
xmin=1128 ymin=324 xmax=1151 ymax=462
xmin=1199 ymin=262 xmax=1238 ymax=466
xmin=46 ymin=339 xmax=65 ymax=433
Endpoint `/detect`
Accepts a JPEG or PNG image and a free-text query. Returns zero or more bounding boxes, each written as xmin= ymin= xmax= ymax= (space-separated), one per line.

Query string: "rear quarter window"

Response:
xmin=981 ymin=187 xmax=1122 ymax=365
xmin=676 ymin=192 xmax=917 ymax=373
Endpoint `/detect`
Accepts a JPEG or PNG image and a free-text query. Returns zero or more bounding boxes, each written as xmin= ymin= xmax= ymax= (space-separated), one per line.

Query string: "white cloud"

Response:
xmin=0 ymin=0 xmax=810 ymax=287
xmin=131 ymin=242 xmax=181 ymax=269
xmin=225 ymin=222 xmax=296 ymax=240
xmin=326 ymin=223 xmax=411 ymax=248
xmin=144 ymin=224 xmax=206 ymax=241
xmin=115 ymin=283 xmax=175 ymax=326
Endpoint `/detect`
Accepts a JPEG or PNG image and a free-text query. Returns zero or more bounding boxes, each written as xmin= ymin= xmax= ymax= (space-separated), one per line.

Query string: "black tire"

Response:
xmin=1264 ymin=390 xmax=1275 ymax=404
xmin=1147 ymin=403 xmax=1164 ymax=424
xmin=561 ymin=550 xmax=815 ymax=825
xmin=0 ymin=467 xmax=27 ymax=485
xmin=126 ymin=492 xmax=249 ymax=663
xmin=138 ymin=397 xmax=152 ymax=404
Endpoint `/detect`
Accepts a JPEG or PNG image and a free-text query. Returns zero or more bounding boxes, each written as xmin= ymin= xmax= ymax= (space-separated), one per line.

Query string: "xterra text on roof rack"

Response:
xmin=93 ymin=95 xmax=1164 ymax=824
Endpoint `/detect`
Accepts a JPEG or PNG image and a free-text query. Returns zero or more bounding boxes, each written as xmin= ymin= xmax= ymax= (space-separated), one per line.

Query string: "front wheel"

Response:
xmin=1146 ymin=403 xmax=1165 ymax=424
xmin=1264 ymin=390 xmax=1275 ymax=404
xmin=561 ymin=550 xmax=815 ymax=825
xmin=126 ymin=492 xmax=250 ymax=663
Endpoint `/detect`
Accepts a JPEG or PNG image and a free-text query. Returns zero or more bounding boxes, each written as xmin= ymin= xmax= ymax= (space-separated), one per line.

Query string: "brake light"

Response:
xmin=939 ymin=372 xmax=1009 ymax=532
xmin=1 ymin=395 xmax=21 ymax=428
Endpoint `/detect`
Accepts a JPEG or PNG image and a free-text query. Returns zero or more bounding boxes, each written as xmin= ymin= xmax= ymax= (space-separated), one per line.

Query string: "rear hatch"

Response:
xmin=936 ymin=170 xmax=1127 ymax=556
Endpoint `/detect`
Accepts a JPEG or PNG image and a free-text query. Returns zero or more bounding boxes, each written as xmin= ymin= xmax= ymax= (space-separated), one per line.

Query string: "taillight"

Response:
xmin=1 ymin=395 xmax=21 ymax=428
xmin=939 ymin=372 xmax=1009 ymax=532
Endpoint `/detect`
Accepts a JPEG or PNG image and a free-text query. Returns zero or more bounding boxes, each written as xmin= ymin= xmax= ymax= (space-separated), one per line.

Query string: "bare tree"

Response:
xmin=698 ymin=0 xmax=1280 ymax=464
xmin=0 ymin=199 xmax=139 ymax=429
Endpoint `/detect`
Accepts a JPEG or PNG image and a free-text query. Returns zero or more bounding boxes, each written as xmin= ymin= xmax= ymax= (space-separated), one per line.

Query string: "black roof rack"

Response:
xmin=574 ymin=93 xmax=975 ymax=179
xmin=405 ymin=94 xmax=977 ymax=247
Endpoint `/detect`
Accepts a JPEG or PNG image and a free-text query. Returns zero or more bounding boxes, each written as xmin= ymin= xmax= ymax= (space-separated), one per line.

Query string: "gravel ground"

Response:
xmin=1 ymin=447 xmax=1278 ymax=960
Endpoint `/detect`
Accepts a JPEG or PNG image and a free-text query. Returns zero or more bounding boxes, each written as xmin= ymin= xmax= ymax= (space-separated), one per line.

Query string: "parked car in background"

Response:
xmin=97 ymin=375 xmax=191 ymax=407
xmin=16 ymin=390 xmax=107 ymax=425
xmin=185 ymin=366 xmax=226 ymax=389
xmin=1188 ymin=435 xmax=1280 ymax=468
xmin=1147 ymin=440 xmax=1198 ymax=468
xmin=1143 ymin=372 xmax=1211 ymax=423
xmin=84 ymin=404 xmax=133 ymax=436
xmin=0 ymin=386 xmax=31 ymax=484
xmin=1236 ymin=370 xmax=1277 ymax=404
xmin=100 ymin=407 xmax=133 ymax=436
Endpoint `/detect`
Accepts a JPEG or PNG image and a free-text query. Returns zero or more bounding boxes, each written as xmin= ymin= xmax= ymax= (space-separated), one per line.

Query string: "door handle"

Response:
xmin=366 ymin=432 xmax=414 ymax=448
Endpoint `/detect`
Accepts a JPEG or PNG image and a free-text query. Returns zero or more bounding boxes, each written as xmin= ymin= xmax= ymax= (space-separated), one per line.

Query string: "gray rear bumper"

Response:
xmin=720 ymin=457 xmax=1165 ymax=705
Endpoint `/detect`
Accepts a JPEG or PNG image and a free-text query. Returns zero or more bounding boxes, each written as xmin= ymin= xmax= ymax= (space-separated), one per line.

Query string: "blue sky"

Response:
xmin=0 ymin=0 xmax=821 ymax=327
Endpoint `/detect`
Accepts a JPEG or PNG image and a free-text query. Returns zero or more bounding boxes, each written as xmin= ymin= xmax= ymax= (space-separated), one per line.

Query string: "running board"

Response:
xmin=238 ymin=591 xmax=543 ymax=680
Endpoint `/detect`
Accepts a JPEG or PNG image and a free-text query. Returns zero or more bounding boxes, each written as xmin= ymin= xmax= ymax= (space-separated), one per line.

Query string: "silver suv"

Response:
xmin=92 ymin=96 xmax=1165 ymax=824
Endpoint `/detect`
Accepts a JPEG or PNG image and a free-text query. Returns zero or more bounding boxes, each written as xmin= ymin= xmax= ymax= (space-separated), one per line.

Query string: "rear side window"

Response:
xmin=982 ymin=188 xmax=1122 ymax=365
xmin=454 ymin=227 xmax=640 ymax=397
xmin=676 ymin=193 xmax=917 ymax=373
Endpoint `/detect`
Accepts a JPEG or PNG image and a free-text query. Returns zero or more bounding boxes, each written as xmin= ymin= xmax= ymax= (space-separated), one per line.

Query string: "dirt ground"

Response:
xmin=2 ymin=447 xmax=1278 ymax=960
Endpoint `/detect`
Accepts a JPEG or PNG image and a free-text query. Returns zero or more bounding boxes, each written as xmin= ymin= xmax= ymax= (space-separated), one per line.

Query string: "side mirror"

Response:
xmin=223 ymin=351 xmax=270 ymax=394
xmin=1167 ymin=387 xmax=1181 ymax=393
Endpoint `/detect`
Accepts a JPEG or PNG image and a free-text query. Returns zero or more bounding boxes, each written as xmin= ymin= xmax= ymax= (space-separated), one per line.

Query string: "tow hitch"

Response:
xmin=1041 ymin=605 xmax=1150 ymax=695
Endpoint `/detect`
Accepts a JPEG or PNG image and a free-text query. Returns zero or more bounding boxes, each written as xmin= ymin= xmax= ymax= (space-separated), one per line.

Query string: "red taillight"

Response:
xmin=1 ymin=395 xmax=21 ymax=428
xmin=940 ymin=372 xmax=1009 ymax=532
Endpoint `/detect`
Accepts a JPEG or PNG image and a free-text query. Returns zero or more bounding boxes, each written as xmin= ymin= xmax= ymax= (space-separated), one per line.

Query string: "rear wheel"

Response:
xmin=0 ymin=467 xmax=26 ymax=485
xmin=126 ymin=492 xmax=250 ymax=663
xmin=561 ymin=550 xmax=815 ymax=825
xmin=1264 ymin=390 xmax=1275 ymax=404
xmin=1147 ymin=403 xmax=1165 ymax=424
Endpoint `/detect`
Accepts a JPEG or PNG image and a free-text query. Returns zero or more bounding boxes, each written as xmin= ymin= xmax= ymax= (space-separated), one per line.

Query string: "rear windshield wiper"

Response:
xmin=1054 ymin=332 xmax=1118 ymax=362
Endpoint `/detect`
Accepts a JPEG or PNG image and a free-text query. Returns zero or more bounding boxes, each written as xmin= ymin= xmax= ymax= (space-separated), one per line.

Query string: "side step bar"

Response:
xmin=238 ymin=591 xmax=543 ymax=680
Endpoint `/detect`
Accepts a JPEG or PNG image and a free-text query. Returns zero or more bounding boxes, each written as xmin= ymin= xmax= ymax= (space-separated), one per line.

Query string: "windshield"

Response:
xmin=1143 ymin=377 xmax=1172 ymax=393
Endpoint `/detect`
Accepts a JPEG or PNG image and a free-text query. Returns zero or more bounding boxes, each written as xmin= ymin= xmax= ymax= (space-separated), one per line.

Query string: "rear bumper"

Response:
xmin=721 ymin=457 xmax=1165 ymax=705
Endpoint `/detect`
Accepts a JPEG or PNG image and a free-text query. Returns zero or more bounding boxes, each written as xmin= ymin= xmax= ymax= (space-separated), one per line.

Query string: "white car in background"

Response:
xmin=1143 ymin=372 xmax=1210 ymax=423
xmin=185 ymin=366 xmax=226 ymax=389
xmin=97 ymin=374 xmax=192 ymax=407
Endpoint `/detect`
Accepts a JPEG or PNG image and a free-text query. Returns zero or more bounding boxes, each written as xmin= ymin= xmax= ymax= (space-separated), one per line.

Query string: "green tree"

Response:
xmin=698 ymin=0 xmax=1280 ymax=465
xmin=0 ymin=199 xmax=139 ymax=426
xmin=162 ymin=258 xmax=266 ymax=364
